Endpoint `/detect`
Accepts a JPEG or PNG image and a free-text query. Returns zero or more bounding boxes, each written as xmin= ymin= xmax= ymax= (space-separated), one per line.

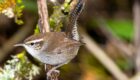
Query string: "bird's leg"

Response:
xmin=47 ymin=64 xmax=62 ymax=77
xmin=47 ymin=61 xmax=69 ymax=78
xmin=47 ymin=69 xmax=60 ymax=80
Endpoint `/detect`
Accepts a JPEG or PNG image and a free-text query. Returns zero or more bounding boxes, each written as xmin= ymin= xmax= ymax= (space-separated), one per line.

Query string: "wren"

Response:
xmin=15 ymin=0 xmax=85 ymax=77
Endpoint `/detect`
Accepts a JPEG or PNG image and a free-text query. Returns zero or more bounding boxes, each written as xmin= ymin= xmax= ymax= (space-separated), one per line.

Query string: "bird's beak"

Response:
xmin=14 ymin=43 xmax=24 ymax=47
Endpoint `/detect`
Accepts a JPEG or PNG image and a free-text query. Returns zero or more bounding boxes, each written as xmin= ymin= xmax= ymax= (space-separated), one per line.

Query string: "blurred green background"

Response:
xmin=0 ymin=0 xmax=137 ymax=80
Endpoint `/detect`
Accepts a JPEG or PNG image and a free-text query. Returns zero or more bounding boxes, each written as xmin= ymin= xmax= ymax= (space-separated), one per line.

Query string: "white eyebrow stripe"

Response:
xmin=26 ymin=38 xmax=44 ymax=43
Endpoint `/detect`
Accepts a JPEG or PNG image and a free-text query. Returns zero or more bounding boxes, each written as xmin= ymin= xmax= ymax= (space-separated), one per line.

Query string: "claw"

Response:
xmin=47 ymin=70 xmax=60 ymax=80
xmin=47 ymin=70 xmax=60 ymax=76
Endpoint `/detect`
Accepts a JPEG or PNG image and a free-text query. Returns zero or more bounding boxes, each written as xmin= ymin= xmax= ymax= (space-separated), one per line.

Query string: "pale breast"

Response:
xmin=36 ymin=46 xmax=80 ymax=65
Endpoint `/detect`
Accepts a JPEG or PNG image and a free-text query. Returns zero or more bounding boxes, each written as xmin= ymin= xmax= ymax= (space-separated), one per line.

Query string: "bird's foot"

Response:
xmin=47 ymin=70 xmax=60 ymax=80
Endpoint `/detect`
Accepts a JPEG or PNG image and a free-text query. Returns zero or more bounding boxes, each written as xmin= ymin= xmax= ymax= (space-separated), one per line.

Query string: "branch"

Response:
xmin=133 ymin=0 xmax=140 ymax=73
xmin=37 ymin=0 xmax=59 ymax=79
xmin=81 ymin=29 xmax=129 ymax=80
xmin=45 ymin=64 xmax=59 ymax=80
xmin=97 ymin=19 xmax=133 ymax=58
xmin=0 ymin=18 xmax=35 ymax=63
xmin=37 ymin=0 xmax=50 ymax=33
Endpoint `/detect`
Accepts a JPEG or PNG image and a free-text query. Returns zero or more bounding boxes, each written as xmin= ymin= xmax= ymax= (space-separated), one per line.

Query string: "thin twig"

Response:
xmin=133 ymin=0 xmax=140 ymax=73
xmin=81 ymin=29 xmax=129 ymax=80
xmin=37 ymin=0 xmax=50 ymax=33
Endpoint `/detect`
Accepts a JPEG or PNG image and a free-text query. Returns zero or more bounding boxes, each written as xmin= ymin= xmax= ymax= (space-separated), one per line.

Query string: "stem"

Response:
xmin=0 ymin=17 xmax=35 ymax=63
xmin=37 ymin=0 xmax=59 ymax=80
xmin=45 ymin=64 xmax=59 ymax=80
xmin=81 ymin=29 xmax=129 ymax=80
xmin=133 ymin=0 xmax=140 ymax=73
xmin=37 ymin=0 xmax=50 ymax=33
xmin=97 ymin=19 xmax=133 ymax=57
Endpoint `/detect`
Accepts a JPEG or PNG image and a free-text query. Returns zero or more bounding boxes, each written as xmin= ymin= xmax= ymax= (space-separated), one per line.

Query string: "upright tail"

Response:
xmin=66 ymin=0 xmax=85 ymax=41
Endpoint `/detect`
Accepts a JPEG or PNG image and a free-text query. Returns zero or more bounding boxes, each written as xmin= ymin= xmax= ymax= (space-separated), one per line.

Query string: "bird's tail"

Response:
xmin=66 ymin=0 xmax=85 ymax=41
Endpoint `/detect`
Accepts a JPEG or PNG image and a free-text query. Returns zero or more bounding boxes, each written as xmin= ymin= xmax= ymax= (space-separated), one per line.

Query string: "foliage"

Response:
xmin=14 ymin=0 xmax=24 ymax=25
xmin=0 ymin=0 xmax=24 ymax=25
xmin=0 ymin=0 xmax=16 ymax=12
xmin=0 ymin=52 xmax=40 ymax=80
xmin=49 ymin=0 xmax=71 ymax=31
xmin=34 ymin=25 xmax=40 ymax=34
xmin=22 ymin=0 xmax=37 ymax=13
xmin=107 ymin=19 xmax=133 ymax=41
xmin=89 ymin=19 xmax=134 ymax=41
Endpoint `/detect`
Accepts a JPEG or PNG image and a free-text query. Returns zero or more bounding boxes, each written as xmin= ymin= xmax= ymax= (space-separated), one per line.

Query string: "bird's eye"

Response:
xmin=30 ymin=43 xmax=35 ymax=46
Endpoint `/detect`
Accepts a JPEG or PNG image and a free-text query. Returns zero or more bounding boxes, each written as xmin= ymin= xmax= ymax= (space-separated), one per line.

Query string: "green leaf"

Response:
xmin=13 ymin=0 xmax=24 ymax=25
xmin=22 ymin=0 xmax=37 ymax=13
xmin=15 ymin=19 xmax=24 ymax=25
xmin=34 ymin=25 xmax=40 ymax=34
xmin=17 ymin=0 xmax=22 ymax=4
xmin=106 ymin=19 xmax=134 ymax=41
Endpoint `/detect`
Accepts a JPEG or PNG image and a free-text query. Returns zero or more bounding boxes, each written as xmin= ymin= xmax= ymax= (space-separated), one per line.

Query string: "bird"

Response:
xmin=14 ymin=0 xmax=85 ymax=77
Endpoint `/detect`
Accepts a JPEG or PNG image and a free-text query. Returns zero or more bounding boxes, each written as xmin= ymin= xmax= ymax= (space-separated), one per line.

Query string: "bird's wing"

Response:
xmin=42 ymin=39 xmax=81 ymax=55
